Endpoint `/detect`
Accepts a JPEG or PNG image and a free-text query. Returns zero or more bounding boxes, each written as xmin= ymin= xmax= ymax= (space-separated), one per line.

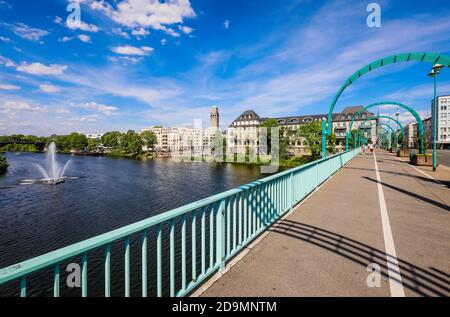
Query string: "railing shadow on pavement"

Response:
xmin=269 ymin=220 xmax=450 ymax=297
xmin=363 ymin=177 xmax=450 ymax=212
xmin=345 ymin=166 xmax=450 ymax=188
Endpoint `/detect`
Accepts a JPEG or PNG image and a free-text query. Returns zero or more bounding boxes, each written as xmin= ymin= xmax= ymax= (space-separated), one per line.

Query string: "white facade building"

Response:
xmin=432 ymin=95 xmax=450 ymax=148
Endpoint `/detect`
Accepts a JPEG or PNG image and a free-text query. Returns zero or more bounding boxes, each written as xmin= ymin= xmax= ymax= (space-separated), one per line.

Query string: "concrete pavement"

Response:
xmin=197 ymin=150 xmax=450 ymax=297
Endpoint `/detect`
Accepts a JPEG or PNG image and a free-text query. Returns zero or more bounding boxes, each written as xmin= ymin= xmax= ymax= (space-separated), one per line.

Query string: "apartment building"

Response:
xmin=431 ymin=95 xmax=450 ymax=148
xmin=227 ymin=106 xmax=377 ymax=155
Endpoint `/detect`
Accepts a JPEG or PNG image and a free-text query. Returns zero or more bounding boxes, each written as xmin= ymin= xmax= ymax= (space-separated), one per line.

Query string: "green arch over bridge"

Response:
xmin=327 ymin=52 xmax=450 ymax=134
xmin=345 ymin=101 xmax=424 ymax=153
xmin=322 ymin=52 xmax=450 ymax=158
xmin=358 ymin=122 xmax=396 ymax=150
xmin=359 ymin=121 xmax=397 ymax=149
xmin=350 ymin=115 xmax=405 ymax=151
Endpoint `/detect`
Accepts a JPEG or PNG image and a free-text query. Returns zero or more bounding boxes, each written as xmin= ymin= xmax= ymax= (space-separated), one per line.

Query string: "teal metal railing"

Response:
xmin=0 ymin=148 xmax=360 ymax=297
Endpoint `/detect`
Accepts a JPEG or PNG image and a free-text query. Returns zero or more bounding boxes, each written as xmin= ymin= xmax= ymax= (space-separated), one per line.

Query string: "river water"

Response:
xmin=0 ymin=152 xmax=267 ymax=296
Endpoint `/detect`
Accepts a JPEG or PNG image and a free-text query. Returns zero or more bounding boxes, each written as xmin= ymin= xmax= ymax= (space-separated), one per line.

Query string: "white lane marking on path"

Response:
xmin=395 ymin=157 xmax=447 ymax=188
xmin=373 ymin=152 xmax=406 ymax=297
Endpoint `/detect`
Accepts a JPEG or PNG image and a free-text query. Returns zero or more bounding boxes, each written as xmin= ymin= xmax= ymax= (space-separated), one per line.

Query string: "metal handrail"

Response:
xmin=0 ymin=148 xmax=360 ymax=297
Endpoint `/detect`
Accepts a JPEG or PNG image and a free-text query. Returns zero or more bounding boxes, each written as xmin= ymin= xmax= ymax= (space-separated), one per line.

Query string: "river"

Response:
xmin=0 ymin=152 xmax=267 ymax=296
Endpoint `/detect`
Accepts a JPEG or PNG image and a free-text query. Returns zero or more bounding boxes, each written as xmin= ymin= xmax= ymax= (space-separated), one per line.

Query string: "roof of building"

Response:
xmin=232 ymin=110 xmax=261 ymax=123
xmin=229 ymin=106 xmax=376 ymax=127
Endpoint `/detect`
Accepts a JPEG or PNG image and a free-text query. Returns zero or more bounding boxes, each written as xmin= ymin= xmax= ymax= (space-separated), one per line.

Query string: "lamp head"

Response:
xmin=432 ymin=63 xmax=444 ymax=72
xmin=428 ymin=69 xmax=436 ymax=78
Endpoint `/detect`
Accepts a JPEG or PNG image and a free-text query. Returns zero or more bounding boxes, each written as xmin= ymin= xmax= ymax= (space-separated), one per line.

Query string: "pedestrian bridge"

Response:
xmin=0 ymin=149 xmax=448 ymax=297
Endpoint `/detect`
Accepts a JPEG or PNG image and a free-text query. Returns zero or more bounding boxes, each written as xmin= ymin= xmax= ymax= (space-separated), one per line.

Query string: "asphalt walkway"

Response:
xmin=198 ymin=149 xmax=450 ymax=297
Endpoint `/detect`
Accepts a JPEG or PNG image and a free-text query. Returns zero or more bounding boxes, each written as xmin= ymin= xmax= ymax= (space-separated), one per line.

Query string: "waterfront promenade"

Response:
xmin=197 ymin=150 xmax=450 ymax=297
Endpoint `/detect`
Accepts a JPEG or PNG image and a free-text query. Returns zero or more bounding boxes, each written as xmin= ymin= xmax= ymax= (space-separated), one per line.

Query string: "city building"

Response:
xmin=141 ymin=107 xmax=221 ymax=153
xmin=210 ymin=106 xmax=220 ymax=130
xmin=227 ymin=106 xmax=377 ymax=155
xmin=85 ymin=133 xmax=103 ymax=140
xmin=431 ymin=95 xmax=450 ymax=149
xmin=404 ymin=123 xmax=415 ymax=148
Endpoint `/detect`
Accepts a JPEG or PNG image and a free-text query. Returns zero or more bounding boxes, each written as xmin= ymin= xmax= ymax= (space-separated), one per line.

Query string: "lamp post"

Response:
xmin=395 ymin=109 xmax=402 ymax=149
xmin=428 ymin=64 xmax=444 ymax=172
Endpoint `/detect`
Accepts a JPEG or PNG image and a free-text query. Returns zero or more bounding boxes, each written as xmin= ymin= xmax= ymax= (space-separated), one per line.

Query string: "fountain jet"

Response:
xmin=35 ymin=142 xmax=71 ymax=185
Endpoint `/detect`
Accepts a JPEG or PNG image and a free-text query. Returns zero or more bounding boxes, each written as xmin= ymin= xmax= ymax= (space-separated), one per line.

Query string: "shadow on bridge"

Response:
xmin=269 ymin=220 xmax=450 ymax=297
xmin=363 ymin=177 xmax=449 ymax=212
xmin=344 ymin=166 xmax=450 ymax=188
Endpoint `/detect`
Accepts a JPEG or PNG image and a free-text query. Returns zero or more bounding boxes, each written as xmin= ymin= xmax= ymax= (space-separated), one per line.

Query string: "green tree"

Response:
xmin=0 ymin=156 xmax=8 ymax=174
xmin=327 ymin=132 xmax=337 ymax=154
xmin=87 ymin=138 xmax=100 ymax=151
xmin=297 ymin=122 xmax=322 ymax=160
xmin=140 ymin=130 xmax=157 ymax=150
xmin=102 ymin=131 xmax=122 ymax=149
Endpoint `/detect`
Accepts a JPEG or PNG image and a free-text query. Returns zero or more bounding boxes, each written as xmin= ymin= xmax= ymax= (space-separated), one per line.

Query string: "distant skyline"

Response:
xmin=0 ymin=0 xmax=450 ymax=136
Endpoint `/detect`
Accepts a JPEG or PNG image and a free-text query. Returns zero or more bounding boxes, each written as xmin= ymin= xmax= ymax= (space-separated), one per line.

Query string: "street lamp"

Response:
xmin=428 ymin=63 xmax=444 ymax=172
xmin=395 ymin=109 xmax=402 ymax=149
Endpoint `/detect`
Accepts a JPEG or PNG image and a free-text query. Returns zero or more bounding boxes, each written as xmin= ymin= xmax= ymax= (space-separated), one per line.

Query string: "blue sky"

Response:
xmin=0 ymin=0 xmax=449 ymax=135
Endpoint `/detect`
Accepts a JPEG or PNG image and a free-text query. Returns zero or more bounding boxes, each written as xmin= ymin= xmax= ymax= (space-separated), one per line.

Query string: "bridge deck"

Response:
xmin=197 ymin=150 xmax=450 ymax=297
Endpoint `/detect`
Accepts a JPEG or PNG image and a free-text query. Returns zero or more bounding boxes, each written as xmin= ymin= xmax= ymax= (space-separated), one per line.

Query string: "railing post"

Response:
xmin=216 ymin=200 xmax=226 ymax=271
xmin=289 ymin=172 xmax=294 ymax=211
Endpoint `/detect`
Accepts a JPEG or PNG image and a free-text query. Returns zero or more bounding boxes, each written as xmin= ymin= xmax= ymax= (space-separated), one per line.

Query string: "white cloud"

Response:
xmin=131 ymin=27 xmax=150 ymax=36
xmin=223 ymin=20 xmax=230 ymax=29
xmin=161 ymin=38 xmax=167 ymax=46
xmin=112 ymin=27 xmax=129 ymax=38
xmin=107 ymin=55 xmax=143 ymax=64
xmin=178 ymin=25 xmax=193 ymax=34
xmin=0 ymin=84 xmax=21 ymax=90
xmin=89 ymin=0 xmax=195 ymax=37
xmin=69 ymin=114 xmax=98 ymax=122
xmin=0 ymin=36 xmax=10 ymax=42
xmin=54 ymin=13 xmax=100 ymax=32
xmin=0 ymin=84 xmax=20 ymax=90
xmin=5 ymin=22 xmax=49 ymax=42
xmin=59 ymin=36 xmax=72 ymax=42
xmin=111 ymin=45 xmax=154 ymax=56
xmin=1 ymin=101 xmax=47 ymax=113
xmin=0 ymin=54 xmax=15 ymax=67
xmin=16 ymin=62 xmax=67 ymax=76
xmin=39 ymin=84 xmax=61 ymax=93
xmin=77 ymin=34 xmax=92 ymax=43
xmin=78 ymin=101 xmax=119 ymax=115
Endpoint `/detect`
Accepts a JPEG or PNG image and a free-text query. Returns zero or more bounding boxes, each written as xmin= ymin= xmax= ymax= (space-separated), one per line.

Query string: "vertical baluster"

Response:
xmin=82 ymin=253 xmax=87 ymax=297
xmin=232 ymin=195 xmax=237 ymax=251
xmin=277 ymin=180 xmax=281 ymax=216
xmin=255 ymin=186 xmax=259 ymax=231
xmin=141 ymin=230 xmax=148 ymax=297
xmin=53 ymin=264 xmax=60 ymax=297
xmin=157 ymin=224 xmax=162 ymax=297
xmin=243 ymin=191 xmax=247 ymax=240
xmin=20 ymin=276 xmax=26 ymax=297
xmin=264 ymin=184 xmax=268 ymax=226
xmin=248 ymin=189 xmax=252 ymax=237
xmin=192 ymin=211 xmax=197 ymax=282
xmin=217 ymin=200 xmax=226 ymax=271
xmin=201 ymin=208 xmax=206 ymax=275
xmin=170 ymin=220 xmax=175 ymax=297
xmin=181 ymin=214 xmax=186 ymax=291
xmin=124 ymin=238 xmax=130 ymax=297
xmin=238 ymin=193 xmax=242 ymax=245
xmin=105 ymin=244 xmax=111 ymax=297
xmin=209 ymin=205 xmax=214 ymax=268
xmin=226 ymin=198 xmax=231 ymax=256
